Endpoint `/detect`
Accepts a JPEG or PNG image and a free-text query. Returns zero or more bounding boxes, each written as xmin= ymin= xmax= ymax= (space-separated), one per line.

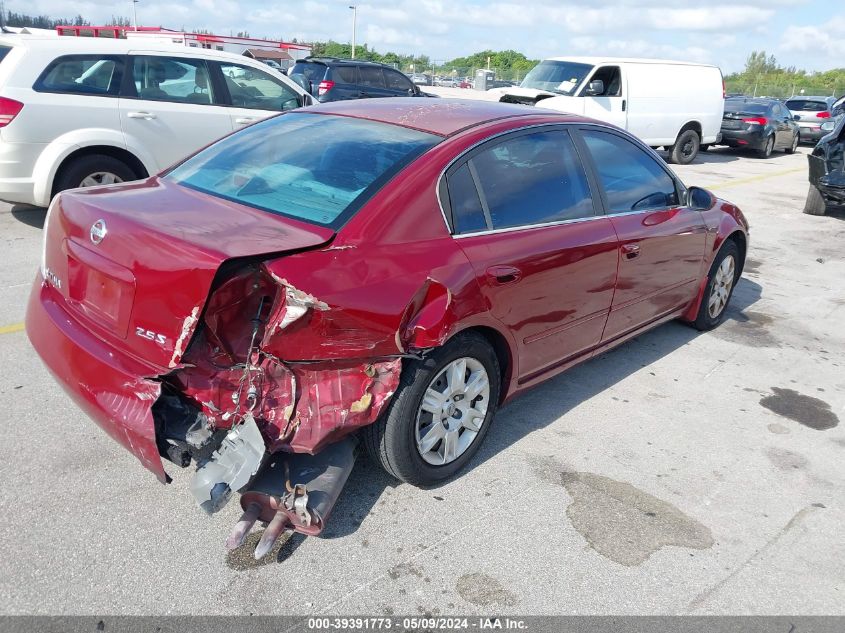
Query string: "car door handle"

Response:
xmin=235 ymin=117 xmax=257 ymax=125
xmin=486 ymin=265 xmax=522 ymax=285
xmin=126 ymin=111 xmax=156 ymax=120
xmin=621 ymin=243 xmax=641 ymax=259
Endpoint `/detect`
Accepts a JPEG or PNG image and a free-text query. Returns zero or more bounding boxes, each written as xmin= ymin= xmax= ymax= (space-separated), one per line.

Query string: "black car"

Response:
xmin=718 ymin=98 xmax=800 ymax=158
xmin=804 ymin=114 xmax=845 ymax=215
xmin=289 ymin=57 xmax=432 ymax=102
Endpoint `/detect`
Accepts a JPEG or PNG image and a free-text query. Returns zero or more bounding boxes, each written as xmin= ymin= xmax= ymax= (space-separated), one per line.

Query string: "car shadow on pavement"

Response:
xmin=11 ymin=205 xmax=47 ymax=228
xmin=657 ymin=148 xmax=741 ymax=165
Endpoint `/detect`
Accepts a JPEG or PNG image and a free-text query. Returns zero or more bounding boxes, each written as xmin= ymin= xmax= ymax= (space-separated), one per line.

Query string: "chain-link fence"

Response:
xmin=725 ymin=80 xmax=842 ymax=100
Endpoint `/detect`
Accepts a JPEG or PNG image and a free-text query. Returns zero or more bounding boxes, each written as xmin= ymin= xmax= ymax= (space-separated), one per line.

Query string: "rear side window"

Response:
xmin=447 ymin=164 xmax=488 ymax=233
xmin=129 ymin=56 xmax=215 ymax=104
xmin=332 ymin=65 xmax=359 ymax=84
xmin=468 ymin=130 xmax=594 ymax=230
xmin=34 ymin=55 xmax=124 ymax=96
xmin=167 ymin=112 xmax=439 ymax=228
xmin=581 ymin=130 xmax=677 ymax=213
xmin=785 ymin=99 xmax=828 ymax=112
xmin=359 ymin=66 xmax=385 ymax=88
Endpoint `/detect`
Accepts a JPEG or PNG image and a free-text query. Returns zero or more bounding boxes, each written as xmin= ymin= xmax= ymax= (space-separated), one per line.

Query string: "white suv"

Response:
xmin=0 ymin=35 xmax=313 ymax=207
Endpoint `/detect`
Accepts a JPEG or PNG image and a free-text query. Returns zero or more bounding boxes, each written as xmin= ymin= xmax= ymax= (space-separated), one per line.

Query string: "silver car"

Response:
xmin=784 ymin=96 xmax=836 ymax=143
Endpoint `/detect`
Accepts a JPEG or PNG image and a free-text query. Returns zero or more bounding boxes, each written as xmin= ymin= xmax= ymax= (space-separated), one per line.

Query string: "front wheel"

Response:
xmin=363 ymin=332 xmax=501 ymax=486
xmin=803 ymin=184 xmax=828 ymax=216
xmin=692 ymin=240 xmax=740 ymax=331
xmin=668 ymin=129 xmax=700 ymax=165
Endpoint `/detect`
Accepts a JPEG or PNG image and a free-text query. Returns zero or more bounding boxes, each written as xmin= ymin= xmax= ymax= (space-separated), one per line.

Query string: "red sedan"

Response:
xmin=28 ymin=98 xmax=748 ymax=556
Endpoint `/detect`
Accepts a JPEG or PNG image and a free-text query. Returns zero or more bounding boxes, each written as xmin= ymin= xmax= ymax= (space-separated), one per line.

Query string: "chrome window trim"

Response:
xmin=435 ymin=120 xmax=680 ymax=238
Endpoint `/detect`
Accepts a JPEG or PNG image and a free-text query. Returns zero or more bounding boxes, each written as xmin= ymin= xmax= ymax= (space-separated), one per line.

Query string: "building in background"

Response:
xmin=56 ymin=26 xmax=310 ymax=70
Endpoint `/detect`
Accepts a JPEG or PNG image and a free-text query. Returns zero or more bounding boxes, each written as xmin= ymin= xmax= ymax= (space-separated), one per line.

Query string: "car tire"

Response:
xmin=667 ymin=129 xmax=700 ymax=165
xmin=692 ymin=240 xmax=741 ymax=332
xmin=757 ymin=135 xmax=775 ymax=158
xmin=803 ymin=184 xmax=828 ymax=216
xmin=54 ymin=154 xmax=137 ymax=196
xmin=785 ymin=133 xmax=799 ymax=154
xmin=363 ymin=331 xmax=501 ymax=486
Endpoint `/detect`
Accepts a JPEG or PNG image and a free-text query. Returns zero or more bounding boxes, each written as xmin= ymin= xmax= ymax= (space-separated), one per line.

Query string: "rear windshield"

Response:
xmin=784 ymin=99 xmax=828 ymax=112
xmin=167 ymin=112 xmax=439 ymax=228
xmin=520 ymin=61 xmax=593 ymax=95
xmin=290 ymin=62 xmax=327 ymax=85
xmin=0 ymin=46 xmax=11 ymax=64
xmin=724 ymin=102 xmax=769 ymax=115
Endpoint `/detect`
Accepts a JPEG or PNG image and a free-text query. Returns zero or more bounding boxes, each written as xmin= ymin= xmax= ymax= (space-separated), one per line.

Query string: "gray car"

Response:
xmin=784 ymin=95 xmax=837 ymax=143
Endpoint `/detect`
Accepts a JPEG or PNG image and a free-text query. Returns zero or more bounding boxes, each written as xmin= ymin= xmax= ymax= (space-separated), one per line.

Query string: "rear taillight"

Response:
xmin=317 ymin=80 xmax=335 ymax=96
xmin=0 ymin=96 xmax=23 ymax=127
xmin=818 ymin=111 xmax=830 ymax=119
xmin=742 ymin=117 xmax=767 ymax=126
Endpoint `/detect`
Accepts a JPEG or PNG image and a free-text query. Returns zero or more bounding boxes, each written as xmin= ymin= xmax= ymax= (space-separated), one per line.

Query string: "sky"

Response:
xmin=10 ymin=0 xmax=845 ymax=74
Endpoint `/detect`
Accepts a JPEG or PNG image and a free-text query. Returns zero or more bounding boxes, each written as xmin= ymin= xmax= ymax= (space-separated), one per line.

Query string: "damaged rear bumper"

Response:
xmin=26 ymin=276 xmax=168 ymax=482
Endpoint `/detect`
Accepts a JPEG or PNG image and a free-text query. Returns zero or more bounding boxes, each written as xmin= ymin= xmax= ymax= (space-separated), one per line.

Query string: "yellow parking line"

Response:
xmin=709 ymin=167 xmax=804 ymax=190
xmin=0 ymin=322 xmax=25 ymax=335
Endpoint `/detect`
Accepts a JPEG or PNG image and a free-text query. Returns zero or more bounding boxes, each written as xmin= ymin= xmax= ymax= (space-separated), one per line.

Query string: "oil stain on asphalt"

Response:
xmin=760 ymin=388 xmax=839 ymax=431
xmin=559 ymin=472 xmax=714 ymax=567
xmin=456 ymin=573 xmax=517 ymax=607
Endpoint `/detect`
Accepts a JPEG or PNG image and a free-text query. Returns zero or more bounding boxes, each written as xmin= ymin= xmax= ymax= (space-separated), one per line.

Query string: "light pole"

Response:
xmin=132 ymin=0 xmax=139 ymax=31
xmin=349 ymin=5 xmax=357 ymax=59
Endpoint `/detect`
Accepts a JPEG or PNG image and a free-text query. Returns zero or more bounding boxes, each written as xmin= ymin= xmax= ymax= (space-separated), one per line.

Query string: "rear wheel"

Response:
xmin=692 ymin=240 xmax=740 ymax=331
xmin=668 ymin=129 xmax=700 ymax=165
xmin=803 ymin=185 xmax=828 ymax=216
xmin=363 ymin=332 xmax=500 ymax=486
xmin=785 ymin=132 xmax=799 ymax=154
xmin=54 ymin=154 xmax=137 ymax=196
xmin=757 ymin=135 xmax=775 ymax=158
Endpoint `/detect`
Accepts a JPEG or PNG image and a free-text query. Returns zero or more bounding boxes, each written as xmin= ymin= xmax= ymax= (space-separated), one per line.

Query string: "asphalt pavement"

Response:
xmin=0 ymin=144 xmax=843 ymax=615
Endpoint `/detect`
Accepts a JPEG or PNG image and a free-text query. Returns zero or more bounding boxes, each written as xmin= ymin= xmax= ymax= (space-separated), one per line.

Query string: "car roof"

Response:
xmin=726 ymin=97 xmax=778 ymax=105
xmin=544 ymin=56 xmax=716 ymax=68
xmin=300 ymin=56 xmax=393 ymax=69
xmin=306 ymin=97 xmax=585 ymax=137
xmin=0 ymin=34 xmax=273 ymax=65
xmin=785 ymin=95 xmax=833 ymax=102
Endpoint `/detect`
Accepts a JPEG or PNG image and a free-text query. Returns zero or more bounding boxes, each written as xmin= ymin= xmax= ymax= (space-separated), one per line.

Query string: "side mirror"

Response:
xmin=793 ymin=114 xmax=801 ymax=121
xmin=585 ymin=79 xmax=604 ymax=96
xmin=820 ymin=120 xmax=836 ymax=133
xmin=687 ymin=186 xmax=714 ymax=211
xmin=289 ymin=73 xmax=312 ymax=95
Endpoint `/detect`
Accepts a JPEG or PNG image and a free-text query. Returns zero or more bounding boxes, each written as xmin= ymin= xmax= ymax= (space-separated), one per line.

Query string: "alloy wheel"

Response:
xmin=708 ymin=254 xmax=736 ymax=319
xmin=79 ymin=172 xmax=124 ymax=187
xmin=415 ymin=357 xmax=490 ymax=466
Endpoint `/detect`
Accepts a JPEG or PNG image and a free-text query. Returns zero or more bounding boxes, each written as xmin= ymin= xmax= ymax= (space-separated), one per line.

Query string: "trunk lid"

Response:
xmin=42 ymin=177 xmax=334 ymax=370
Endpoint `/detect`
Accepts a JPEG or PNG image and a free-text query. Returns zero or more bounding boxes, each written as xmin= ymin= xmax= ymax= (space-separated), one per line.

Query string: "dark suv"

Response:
xmin=289 ymin=57 xmax=432 ymax=102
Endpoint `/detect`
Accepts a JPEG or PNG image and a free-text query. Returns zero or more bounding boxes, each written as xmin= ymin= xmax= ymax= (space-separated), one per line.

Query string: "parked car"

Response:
xmin=435 ymin=76 xmax=458 ymax=88
xmin=717 ymin=97 xmax=800 ymax=158
xmin=804 ymin=113 xmax=844 ymax=215
xmin=261 ymin=59 xmax=283 ymax=71
xmin=27 ymin=98 xmax=748 ymax=557
xmin=289 ymin=57 xmax=431 ymax=102
xmin=784 ymin=96 xmax=837 ymax=144
xmin=495 ymin=57 xmax=725 ymax=164
xmin=0 ymin=35 xmax=312 ymax=208
xmin=409 ymin=73 xmax=432 ymax=86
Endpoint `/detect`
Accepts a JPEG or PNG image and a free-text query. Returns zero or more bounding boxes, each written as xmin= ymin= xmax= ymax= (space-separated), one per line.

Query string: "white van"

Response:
xmin=497 ymin=57 xmax=725 ymax=164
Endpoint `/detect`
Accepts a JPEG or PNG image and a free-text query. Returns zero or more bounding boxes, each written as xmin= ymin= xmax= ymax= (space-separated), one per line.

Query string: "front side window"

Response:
xmin=455 ymin=130 xmax=594 ymax=231
xmin=385 ymin=69 xmax=414 ymax=92
xmin=130 ymin=56 xmax=214 ymax=104
xmin=218 ymin=62 xmax=300 ymax=111
xmin=34 ymin=55 xmax=124 ymax=96
xmin=167 ymin=113 xmax=439 ymax=228
xmin=581 ymin=130 xmax=678 ymax=213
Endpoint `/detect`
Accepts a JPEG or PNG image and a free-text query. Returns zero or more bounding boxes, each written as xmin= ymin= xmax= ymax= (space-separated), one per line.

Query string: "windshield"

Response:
xmin=167 ymin=113 xmax=439 ymax=228
xmin=724 ymin=102 xmax=769 ymax=116
xmin=520 ymin=61 xmax=593 ymax=95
